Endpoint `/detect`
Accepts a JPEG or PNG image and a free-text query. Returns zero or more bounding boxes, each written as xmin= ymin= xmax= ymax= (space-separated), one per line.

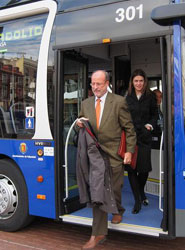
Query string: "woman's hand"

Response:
xmin=145 ymin=124 xmax=152 ymax=131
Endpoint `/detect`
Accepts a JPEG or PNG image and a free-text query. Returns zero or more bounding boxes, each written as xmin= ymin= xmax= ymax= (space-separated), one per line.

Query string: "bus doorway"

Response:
xmin=59 ymin=37 xmax=171 ymax=237
xmin=57 ymin=51 xmax=88 ymax=214
xmin=114 ymin=56 xmax=131 ymax=96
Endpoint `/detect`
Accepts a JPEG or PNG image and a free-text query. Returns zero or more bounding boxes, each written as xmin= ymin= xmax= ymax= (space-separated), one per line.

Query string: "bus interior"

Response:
xmin=59 ymin=36 xmax=169 ymax=237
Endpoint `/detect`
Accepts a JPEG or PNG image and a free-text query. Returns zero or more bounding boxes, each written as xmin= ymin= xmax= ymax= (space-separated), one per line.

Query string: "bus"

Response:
xmin=0 ymin=0 xmax=184 ymax=239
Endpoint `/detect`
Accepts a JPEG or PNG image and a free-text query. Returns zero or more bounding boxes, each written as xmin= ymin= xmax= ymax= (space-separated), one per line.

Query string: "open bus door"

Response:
xmin=151 ymin=2 xmax=185 ymax=238
xmin=55 ymin=38 xmax=170 ymax=237
xmin=56 ymin=50 xmax=88 ymax=215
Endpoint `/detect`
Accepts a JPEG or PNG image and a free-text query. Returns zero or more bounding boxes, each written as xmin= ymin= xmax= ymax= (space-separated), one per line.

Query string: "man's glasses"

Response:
xmin=90 ymin=81 xmax=106 ymax=87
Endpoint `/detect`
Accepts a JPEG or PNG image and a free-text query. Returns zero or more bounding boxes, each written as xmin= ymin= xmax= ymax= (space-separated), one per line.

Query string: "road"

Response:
xmin=0 ymin=218 xmax=185 ymax=250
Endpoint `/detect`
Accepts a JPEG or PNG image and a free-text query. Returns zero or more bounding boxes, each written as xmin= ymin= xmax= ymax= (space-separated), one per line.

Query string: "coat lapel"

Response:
xmin=99 ymin=92 xmax=113 ymax=129
xmin=87 ymin=96 xmax=97 ymax=132
xmin=131 ymin=90 xmax=138 ymax=102
xmin=131 ymin=89 xmax=146 ymax=102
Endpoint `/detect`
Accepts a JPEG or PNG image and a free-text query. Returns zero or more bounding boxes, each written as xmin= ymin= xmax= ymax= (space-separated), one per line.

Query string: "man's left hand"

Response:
xmin=123 ymin=152 xmax=132 ymax=165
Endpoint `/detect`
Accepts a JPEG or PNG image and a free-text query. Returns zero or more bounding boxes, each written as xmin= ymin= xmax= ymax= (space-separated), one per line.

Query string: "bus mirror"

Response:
xmin=151 ymin=3 xmax=185 ymax=26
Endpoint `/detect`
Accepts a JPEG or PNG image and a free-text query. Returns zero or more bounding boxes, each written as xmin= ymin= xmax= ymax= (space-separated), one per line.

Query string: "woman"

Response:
xmin=126 ymin=69 xmax=158 ymax=214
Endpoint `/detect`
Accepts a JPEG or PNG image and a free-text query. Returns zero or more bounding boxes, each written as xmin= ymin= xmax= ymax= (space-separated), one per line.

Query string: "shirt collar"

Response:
xmin=95 ymin=91 xmax=108 ymax=103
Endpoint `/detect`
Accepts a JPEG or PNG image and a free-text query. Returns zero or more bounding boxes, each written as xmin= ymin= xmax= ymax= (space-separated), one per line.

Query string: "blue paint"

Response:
xmin=0 ymin=139 xmax=56 ymax=219
xmin=174 ymin=0 xmax=185 ymax=209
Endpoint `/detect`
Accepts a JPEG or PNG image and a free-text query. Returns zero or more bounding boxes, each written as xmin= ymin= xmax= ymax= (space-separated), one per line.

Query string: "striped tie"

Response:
xmin=96 ymin=98 xmax=101 ymax=129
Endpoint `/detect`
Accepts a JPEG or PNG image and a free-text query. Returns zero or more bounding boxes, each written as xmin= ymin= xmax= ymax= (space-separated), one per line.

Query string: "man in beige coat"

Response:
xmin=77 ymin=70 xmax=136 ymax=249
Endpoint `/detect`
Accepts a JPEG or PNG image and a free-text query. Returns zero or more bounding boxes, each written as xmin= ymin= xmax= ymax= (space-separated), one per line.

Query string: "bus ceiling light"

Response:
xmin=37 ymin=176 xmax=44 ymax=183
xmin=102 ymin=38 xmax=111 ymax=44
xmin=37 ymin=194 xmax=46 ymax=200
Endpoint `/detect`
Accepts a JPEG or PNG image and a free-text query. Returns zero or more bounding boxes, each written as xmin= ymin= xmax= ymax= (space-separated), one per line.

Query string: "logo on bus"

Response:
xmin=19 ymin=143 xmax=27 ymax=154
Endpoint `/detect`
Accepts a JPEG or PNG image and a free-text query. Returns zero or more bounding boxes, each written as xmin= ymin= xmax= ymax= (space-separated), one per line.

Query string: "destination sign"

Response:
xmin=0 ymin=25 xmax=43 ymax=42
xmin=55 ymin=0 xmax=170 ymax=48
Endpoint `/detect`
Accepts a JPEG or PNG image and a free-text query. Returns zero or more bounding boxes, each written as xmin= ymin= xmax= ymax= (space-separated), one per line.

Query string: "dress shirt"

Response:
xmin=95 ymin=91 xmax=108 ymax=127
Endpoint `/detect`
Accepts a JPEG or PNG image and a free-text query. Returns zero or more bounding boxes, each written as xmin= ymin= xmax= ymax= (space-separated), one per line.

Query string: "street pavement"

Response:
xmin=0 ymin=218 xmax=185 ymax=249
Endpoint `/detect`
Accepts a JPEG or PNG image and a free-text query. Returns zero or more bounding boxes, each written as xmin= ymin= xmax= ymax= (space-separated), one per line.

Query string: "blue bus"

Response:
xmin=0 ymin=0 xmax=184 ymax=238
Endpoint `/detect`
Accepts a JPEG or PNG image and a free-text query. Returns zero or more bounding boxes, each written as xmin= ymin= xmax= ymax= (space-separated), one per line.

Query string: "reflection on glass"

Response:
xmin=59 ymin=0 xmax=122 ymax=10
xmin=0 ymin=15 xmax=46 ymax=138
xmin=63 ymin=55 xmax=86 ymax=198
xmin=0 ymin=0 xmax=30 ymax=8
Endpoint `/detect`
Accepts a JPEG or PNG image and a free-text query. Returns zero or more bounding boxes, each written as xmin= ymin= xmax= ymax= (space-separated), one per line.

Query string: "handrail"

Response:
xmin=63 ymin=118 xmax=78 ymax=202
xmin=159 ymin=131 xmax=164 ymax=211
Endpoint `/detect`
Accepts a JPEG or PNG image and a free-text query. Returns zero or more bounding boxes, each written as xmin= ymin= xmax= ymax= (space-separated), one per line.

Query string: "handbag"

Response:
xmin=118 ymin=130 xmax=138 ymax=169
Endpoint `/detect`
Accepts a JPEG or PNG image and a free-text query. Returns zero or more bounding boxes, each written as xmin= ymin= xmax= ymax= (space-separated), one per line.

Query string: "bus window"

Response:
xmin=0 ymin=0 xmax=30 ymax=8
xmin=0 ymin=15 xmax=47 ymax=138
xmin=62 ymin=52 xmax=87 ymax=200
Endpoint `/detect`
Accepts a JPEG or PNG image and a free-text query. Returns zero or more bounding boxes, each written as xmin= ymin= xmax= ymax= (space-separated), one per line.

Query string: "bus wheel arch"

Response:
xmin=0 ymin=158 xmax=34 ymax=231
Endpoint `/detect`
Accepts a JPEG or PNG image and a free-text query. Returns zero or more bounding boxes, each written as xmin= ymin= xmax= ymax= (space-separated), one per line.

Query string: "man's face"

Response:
xmin=91 ymin=71 xmax=109 ymax=98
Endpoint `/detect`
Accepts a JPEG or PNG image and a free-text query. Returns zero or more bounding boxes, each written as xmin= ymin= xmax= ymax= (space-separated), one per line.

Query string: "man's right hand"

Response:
xmin=76 ymin=117 xmax=89 ymax=128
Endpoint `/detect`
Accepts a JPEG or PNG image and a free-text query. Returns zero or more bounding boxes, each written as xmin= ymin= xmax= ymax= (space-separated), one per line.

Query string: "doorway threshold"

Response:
xmin=60 ymin=213 xmax=167 ymax=237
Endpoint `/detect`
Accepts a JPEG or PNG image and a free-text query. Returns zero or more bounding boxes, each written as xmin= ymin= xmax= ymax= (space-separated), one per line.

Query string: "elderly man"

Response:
xmin=77 ymin=70 xmax=136 ymax=249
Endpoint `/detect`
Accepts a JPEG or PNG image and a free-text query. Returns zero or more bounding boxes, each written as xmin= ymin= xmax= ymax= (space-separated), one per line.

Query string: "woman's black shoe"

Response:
xmin=142 ymin=199 xmax=149 ymax=206
xmin=132 ymin=202 xmax=141 ymax=214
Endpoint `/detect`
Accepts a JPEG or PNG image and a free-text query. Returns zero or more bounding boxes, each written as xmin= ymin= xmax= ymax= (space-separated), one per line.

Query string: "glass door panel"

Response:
xmin=63 ymin=53 xmax=87 ymax=201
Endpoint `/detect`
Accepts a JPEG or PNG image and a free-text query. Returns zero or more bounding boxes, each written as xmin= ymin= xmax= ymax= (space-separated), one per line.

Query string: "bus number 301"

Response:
xmin=115 ymin=4 xmax=143 ymax=22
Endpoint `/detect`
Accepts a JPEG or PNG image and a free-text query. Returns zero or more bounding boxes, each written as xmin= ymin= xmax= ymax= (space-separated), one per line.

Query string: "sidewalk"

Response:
xmin=0 ymin=218 xmax=184 ymax=250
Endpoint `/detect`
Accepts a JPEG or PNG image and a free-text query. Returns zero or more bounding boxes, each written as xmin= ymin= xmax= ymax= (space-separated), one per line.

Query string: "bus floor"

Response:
xmin=61 ymin=177 xmax=167 ymax=237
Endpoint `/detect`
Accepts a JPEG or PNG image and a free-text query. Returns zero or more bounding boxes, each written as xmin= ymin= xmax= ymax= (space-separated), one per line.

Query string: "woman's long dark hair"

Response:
xmin=128 ymin=69 xmax=150 ymax=95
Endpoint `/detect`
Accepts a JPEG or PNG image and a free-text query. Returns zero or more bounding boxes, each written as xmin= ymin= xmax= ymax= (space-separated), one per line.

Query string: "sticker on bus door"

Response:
xmin=44 ymin=147 xmax=54 ymax=156
xmin=26 ymin=107 xmax=34 ymax=117
xmin=25 ymin=117 xmax=34 ymax=129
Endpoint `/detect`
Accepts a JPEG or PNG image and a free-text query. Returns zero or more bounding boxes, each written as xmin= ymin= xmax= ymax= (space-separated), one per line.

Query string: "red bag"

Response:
xmin=118 ymin=130 xmax=138 ymax=169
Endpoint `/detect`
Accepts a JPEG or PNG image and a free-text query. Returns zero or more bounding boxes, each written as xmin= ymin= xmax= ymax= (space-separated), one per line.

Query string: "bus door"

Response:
xmin=174 ymin=18 xmax=185 ymax=237
xmin=57 ymin=50 xmax=88 ymax=215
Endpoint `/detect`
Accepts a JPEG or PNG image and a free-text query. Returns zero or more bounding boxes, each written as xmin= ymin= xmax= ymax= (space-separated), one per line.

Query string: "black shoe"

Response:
xmin=142 ymin=199 xmax=149 ymax=206
xmin=132 ymin=202 xmax=141 ymax=214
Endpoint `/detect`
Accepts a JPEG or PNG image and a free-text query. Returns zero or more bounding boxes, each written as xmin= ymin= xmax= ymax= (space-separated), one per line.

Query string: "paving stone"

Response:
xmin=0 ymin=218 xmax=185 ymax=250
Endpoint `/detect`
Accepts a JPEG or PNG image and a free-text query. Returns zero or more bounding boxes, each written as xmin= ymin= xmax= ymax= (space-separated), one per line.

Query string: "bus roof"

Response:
xmin=57 ymin=0 xmax=126 ymax=12
xmin=0 ymin=0 xmax=129 ymax=12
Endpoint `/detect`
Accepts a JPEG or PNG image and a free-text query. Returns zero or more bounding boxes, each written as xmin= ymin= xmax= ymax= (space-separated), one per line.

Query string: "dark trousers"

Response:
xmin=92 ymin=165 xmax=124 ymax=236
xmin=128 ymin=170 xmax=149 ymax=204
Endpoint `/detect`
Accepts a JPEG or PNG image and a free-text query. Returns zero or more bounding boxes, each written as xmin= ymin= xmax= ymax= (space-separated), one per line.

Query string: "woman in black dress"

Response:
xmin=126 ymin=69 xmax=158 ymax=214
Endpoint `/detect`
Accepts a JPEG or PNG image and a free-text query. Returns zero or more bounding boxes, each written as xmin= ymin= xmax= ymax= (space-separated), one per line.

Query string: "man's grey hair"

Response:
xmin=92 ymin=70 xmax=110 ymax=81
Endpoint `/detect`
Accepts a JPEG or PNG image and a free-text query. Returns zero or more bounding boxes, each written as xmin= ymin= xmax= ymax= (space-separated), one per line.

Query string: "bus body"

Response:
xmin=0 ymin=0 xmax=184 ymax=238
